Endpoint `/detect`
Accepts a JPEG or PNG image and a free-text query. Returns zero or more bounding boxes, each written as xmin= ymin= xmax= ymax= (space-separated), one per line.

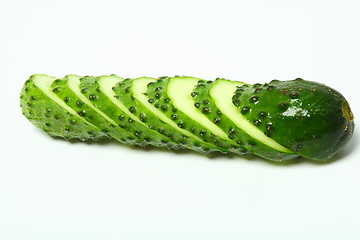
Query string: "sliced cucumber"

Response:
xmin=21 ymin=74 xmax=355 ymax=161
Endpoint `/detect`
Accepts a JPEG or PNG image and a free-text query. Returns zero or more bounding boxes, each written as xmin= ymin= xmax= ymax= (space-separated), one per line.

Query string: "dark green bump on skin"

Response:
xmin=89 ymin=94 xmax=98 ymax=100
xmin=259 ymin=111 xmax=267 ymax=118
xmin=161 ymin=105 xmax=168 ymax=112
xmin=241 ymin=105 xmax=250 ymax=114
xmin=202 ymin=107 xmax=210 ymax=114
xmin=250 ymin=95 xmax=259 ymax=103
xmin=76 ymin=100 xmax=83 ymax=107
xmin=21 ymin=74 xmax=354 ymax=162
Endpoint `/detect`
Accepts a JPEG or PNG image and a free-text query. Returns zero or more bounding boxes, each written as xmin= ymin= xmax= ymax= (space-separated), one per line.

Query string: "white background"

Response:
xmin=1 ymin=0 xmax=359 ymax=239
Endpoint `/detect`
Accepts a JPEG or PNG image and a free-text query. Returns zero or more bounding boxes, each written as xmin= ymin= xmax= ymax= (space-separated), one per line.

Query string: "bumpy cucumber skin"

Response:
xmin=20 ymin=74 xmax=355 ymax=161
xmin=20 ymin=75 xmax=108 ymax=141
xmin=146 ymin=76 xmax=248 ymax=156
xmin=193 ymin=79 xmax=299 ymax=161
xmin=232 ymin=78 xmax=355 ymax=160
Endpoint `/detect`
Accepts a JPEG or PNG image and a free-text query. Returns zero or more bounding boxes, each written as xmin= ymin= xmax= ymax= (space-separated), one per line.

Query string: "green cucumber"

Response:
xmin=20 ymin=74 xmax=355 ymax=161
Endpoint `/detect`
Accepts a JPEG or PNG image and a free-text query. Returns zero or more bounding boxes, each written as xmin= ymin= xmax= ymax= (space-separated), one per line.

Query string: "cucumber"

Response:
xmin=20 ymin=74 xmax=355 ymax=161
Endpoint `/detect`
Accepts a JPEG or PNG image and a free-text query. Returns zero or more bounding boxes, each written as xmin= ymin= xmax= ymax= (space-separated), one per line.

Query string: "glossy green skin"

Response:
xmin=20 ymin=75 xmax=108 ymax=141
xmin=232 ymin=78 xmax=355 ymax=160
xmin=146 ymin=76 xmax=248 ymax=156
xmin=193 ymin=79 xmax=299 ymax=161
